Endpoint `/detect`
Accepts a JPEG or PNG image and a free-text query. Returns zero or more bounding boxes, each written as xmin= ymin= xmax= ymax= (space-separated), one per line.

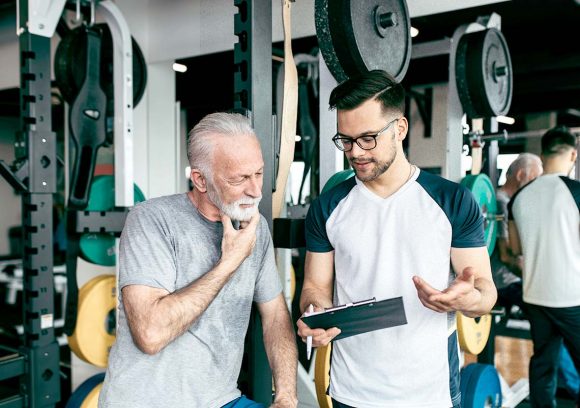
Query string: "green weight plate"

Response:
xmin=79 ymin=176 xmax=146 ymax=266
xmin=461 ymin=174 xmax=497 ymax=255
xmin=321 ymin=169 xmax=355 ymax=194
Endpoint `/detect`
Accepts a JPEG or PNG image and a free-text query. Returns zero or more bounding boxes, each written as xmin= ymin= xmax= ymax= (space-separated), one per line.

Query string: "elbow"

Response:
xmin=132 ymin=329 xmax=165 ymax=355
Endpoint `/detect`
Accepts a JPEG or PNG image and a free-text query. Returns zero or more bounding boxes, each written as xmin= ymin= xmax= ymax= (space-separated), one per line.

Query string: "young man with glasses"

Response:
xmin=297 ymin=70 xmax=496 ymax=407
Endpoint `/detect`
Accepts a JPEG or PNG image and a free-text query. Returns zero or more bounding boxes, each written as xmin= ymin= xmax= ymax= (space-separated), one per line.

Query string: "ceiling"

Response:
xmin=407 ymin=0 xmax=580 ymax=122
xmin=1 ymin=0 xmax=580 ymax=128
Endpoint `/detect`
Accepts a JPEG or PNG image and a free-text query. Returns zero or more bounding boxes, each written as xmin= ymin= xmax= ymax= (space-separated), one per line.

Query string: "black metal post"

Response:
xmin=234 ymin=0 xmax=274 ymax=404
xmin=16 ymin=1 xmax=61 ymax=406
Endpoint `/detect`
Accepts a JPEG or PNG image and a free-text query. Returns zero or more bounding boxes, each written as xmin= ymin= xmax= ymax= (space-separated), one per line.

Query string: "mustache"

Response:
xmin=350 ymin=158 xmax=376 ymax=165
xmin=235 ymin=197 xmax=262 ymax=206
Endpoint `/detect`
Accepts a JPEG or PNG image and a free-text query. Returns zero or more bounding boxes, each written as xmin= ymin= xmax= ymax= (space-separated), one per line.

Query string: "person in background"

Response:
xmin=509 ymin=126 xmax=580 ymax=408
xmin=491 ymin=153 xmax=542 ymax=313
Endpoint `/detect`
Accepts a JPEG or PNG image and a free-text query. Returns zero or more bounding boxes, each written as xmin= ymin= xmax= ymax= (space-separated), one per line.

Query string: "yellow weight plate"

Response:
xmin=68 ymin=275 xmax=117 ymax=367
xmin=68 ymin=275 xmax=110 ymax=362
xmin=457 ymin=312 xmax=492 ymax=355
xmin=314 ymin=344 xmax=333 ymax=408
xmin=80 ymin=382 xmax=103 ymax=408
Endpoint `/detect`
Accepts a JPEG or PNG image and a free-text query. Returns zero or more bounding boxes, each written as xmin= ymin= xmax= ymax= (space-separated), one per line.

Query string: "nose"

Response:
xmin=348 ymin=141 xmax=367 ymax=158
xmin=246 ymin=175 xmax=262 ymax=198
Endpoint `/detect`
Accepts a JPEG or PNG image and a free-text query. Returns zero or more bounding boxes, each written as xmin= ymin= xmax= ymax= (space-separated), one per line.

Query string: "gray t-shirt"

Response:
xmin=490 ymin=190 xmax=521 ymax=289
xmin=99 ymin=194 xmax=282 ymax=408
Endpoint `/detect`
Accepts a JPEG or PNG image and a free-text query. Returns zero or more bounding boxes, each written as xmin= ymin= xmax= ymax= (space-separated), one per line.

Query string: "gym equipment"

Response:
xmin=55 ymin=23 xmax=147 ymax=117
xmin=68 ymin=275 xmax=116 ymax=367
xmin=460 ymin=363 xmax=502 ymax=408
xmin=456 ymin=28 xmax=513 ymax=119
xmin=65 ymin=25 xmax=108 ymax=210
xmin=272 ymin=0 xmax=298 ymax=219
xmin=460 ymin=173 xmax=498 ymax=255
xmin=315 ymin=0 xmax=411 ymax=83
xmin=314 ymin=344 xmax=332 ymax=408
xmin=55 ymin=21 xmax=147 ymax=209
xmin=457 ymin=312 xmax=492 ymax=355
xmin=320 ymin=169 xmax=355 ymax=194
xmin=79 ymin=175 xmax=146 ymax=266
xmin=65 ymin=372 xmax=105 ymax=408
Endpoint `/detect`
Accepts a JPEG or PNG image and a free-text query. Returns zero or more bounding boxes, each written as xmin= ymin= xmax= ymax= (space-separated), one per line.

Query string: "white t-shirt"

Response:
xmin=306 ymin=168 xmax=485 ymax=407
xmin=509 ymin=174 xmax=580 ymax=307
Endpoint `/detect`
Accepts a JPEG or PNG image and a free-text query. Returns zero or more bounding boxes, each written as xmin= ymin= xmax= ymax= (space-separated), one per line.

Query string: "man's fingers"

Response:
xmin=413 ymin=276 xmax=442 ymax=297
xmin=458 ymin=267 xmax=476 ymax=283
xmin=220 ymin=214 xmax=233 ymax=232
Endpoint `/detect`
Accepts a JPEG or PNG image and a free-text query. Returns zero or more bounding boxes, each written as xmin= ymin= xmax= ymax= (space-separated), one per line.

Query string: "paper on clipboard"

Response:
xmin=300 ymin=296 xmax=407 ymax=341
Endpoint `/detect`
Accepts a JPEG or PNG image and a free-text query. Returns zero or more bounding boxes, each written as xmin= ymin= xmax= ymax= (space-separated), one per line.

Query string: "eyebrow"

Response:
xmin=338 ymin=129 xmax=382 ymax=139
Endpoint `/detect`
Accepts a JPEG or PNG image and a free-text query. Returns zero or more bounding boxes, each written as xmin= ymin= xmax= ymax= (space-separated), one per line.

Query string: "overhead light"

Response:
xmin=497 ymin=115 xmax=515 ymax=125
xmin=173 ymin=63 xmax=188 ymax=73
xmin=410 ymin=27 xmax=419 ymax=38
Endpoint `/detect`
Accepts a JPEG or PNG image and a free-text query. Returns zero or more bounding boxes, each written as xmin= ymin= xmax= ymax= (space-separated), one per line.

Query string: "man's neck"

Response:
xmin=363 ymin=156 xmax=412 ymax=198
xmin=188 ymin=190 xmax=221 ymax=222
xmin=543 ymin=159 xmax=571 ymax=176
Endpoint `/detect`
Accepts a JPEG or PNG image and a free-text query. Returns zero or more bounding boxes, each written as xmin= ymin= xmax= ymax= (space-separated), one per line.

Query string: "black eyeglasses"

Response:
xmin=332 ymin=118 xmax=400 ymax=152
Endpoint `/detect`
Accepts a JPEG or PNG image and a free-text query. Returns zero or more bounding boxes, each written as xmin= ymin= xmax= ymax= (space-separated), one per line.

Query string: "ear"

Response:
xmin=190 ymin=169 xmax=207 ymax=193
xmin=514 ymin=168 xmax=524 ymax=183
xmin=396 ymin=116 xmax=409 ymax=142
xmin=571 ymin=149 xmax=578 ymax=163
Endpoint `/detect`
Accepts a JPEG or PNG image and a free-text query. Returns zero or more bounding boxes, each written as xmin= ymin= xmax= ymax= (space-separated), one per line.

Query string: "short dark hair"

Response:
xmin=541 ymin=126 xmax=578 ymax=156
xmin=328 ymin=70 xmax=405 ymax=115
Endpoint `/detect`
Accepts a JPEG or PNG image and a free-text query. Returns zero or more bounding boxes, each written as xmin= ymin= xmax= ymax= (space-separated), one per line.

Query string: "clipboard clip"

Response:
xmin=324 ymin=297 xmax=376 ymax=313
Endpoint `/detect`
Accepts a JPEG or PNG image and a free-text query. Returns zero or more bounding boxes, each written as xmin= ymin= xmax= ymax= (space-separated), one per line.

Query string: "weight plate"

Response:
xmin=321 ymin=169 xmax=355 ymax=194
xmin=314 ymin=344 xmax=333 ymax=408
xmin=79 ymin=175 xmax=146 ymax=266
xmin=55 ymin=23 xmax=147 ymax=145
xmin=315 ymin=0 xmax=411 ymax=83
xmin=65 ymin=372 xmax=105 ymax=408
xmin=456 ymin=312 xmax=491 ymax=355
xmin=456 ymin=28 xmax=513 ymax=118
xmin=79 ymin=383 xmax=103 ymax=408
xmin=460 ymin=174 xmax=498 ymax=255
xmin=461 ymin=363 xmax=502 ymax=408
xmin=68 ymin=275 xmax=116 ymax=367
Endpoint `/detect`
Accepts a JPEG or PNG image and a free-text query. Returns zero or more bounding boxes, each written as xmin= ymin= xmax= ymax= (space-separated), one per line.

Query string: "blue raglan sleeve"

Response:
xmin=451 ymin=186 xmax=486 ymax=248
xmin=305 ymin=197 xmax=333 ymax=252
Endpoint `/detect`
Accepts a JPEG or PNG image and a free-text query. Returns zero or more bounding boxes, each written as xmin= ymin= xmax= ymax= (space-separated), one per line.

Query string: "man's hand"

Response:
xmin=219 ymin=213 xmax=259 ymax=271
xmin=296 ymin=309 xmax=341 ymax=348
xmin=412 ymin=267 xmax=482 ymax=315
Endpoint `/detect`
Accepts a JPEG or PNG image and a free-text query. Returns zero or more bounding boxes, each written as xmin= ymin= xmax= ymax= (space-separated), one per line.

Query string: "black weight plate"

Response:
xmin=315 ymin=0 xmax=411 ymax=83
xmin=55 ymin=24 xmax=147 ymax=108
xmin=456 ymin=28 xmax=512 ymax=118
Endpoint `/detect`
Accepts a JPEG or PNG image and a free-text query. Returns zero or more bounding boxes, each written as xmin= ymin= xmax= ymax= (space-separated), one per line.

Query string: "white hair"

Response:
xmin=187 ymin=112 xmax=256 ymax=178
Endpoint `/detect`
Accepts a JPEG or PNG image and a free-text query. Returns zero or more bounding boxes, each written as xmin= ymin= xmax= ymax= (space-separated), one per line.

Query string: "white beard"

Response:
xmin=206 ymin=183 xmax=261 ymax=221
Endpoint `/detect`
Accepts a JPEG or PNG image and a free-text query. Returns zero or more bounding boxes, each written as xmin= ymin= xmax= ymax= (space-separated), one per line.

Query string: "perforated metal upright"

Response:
xmin=0 ymin=1 xmax=62 ymax=406
xmin=233 ymin=0 xmax=274 ymax=403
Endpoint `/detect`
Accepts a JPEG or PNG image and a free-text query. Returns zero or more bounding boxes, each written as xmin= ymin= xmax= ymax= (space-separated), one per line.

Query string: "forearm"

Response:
xmin=460 ymin=277 xmax=498 ymax=318
xmin=299 ymin=285 xmax=333 ymax=314
xmin=263 ymin=305 xmax=298 ymax=404
xmin=128 ymin=261 xmax=236 ymax=354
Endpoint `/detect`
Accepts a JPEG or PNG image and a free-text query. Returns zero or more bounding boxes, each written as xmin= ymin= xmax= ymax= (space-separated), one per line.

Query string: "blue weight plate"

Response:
xmin=463 ymin=363 xmax=502 ymax=408
xmin=66 ymin=372 xmax=106 ymax=408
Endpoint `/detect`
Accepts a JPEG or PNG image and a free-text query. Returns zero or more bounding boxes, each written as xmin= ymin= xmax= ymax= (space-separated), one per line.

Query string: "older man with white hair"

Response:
xmin=100 ymin=112 xmax=297 ymax=408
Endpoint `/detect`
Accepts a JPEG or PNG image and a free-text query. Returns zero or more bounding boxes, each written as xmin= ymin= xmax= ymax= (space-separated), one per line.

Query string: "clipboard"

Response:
xmin=300 ymin=296 xmax=407 ymax=341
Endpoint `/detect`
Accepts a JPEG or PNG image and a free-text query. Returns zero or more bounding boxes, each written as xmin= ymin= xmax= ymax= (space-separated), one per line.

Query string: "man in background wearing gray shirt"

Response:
xmin=99 ymin=112 xmax=298 ymax=408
